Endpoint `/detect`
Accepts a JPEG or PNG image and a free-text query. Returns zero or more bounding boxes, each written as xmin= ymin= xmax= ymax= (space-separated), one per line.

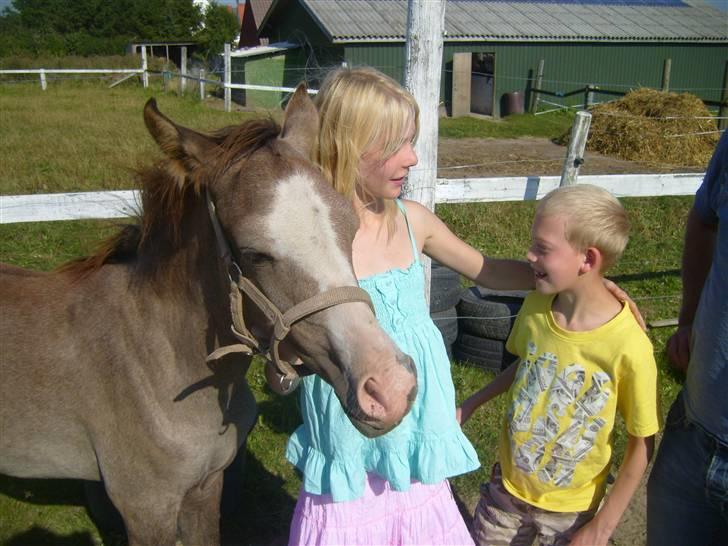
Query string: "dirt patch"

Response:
xmin=437 ymin=136 xmax=704 ymax=179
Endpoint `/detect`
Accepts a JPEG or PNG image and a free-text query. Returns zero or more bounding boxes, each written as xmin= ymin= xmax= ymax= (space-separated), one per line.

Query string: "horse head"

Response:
xmin=142 ymin=87 xmax=417 ymax=438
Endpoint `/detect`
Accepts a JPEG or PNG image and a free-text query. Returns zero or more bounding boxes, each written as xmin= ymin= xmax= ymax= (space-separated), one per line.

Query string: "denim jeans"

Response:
xmin=647 ymin=391 xmax=728 ymax=546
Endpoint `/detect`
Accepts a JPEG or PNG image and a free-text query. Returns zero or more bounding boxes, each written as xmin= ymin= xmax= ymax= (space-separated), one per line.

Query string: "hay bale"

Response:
xmin=558 ymin=88 xmax=719 ymax=168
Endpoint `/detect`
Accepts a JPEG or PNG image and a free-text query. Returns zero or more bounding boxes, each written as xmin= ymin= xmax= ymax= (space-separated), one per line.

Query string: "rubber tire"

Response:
xmin=457 ymin=286 xmax=526 ymax=341
xmin=431 ymin=306 xmax=458 ymax=346
xmin=430 ymin=261 xmax=463 ymax=313
xmin=453 ymin=333 xmax=518 ymax=371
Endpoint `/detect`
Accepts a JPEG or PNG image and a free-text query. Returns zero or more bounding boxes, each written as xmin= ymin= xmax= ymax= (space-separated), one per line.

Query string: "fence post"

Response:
xmin=719 ymin=60 xmax=728 ymax=132
xmin=584 ymin=84 xmax=595 ymax=109
xmin=662 ymin=59 xmax=671 ymax=92
xmin=199 ymin=68 xmax=205 ymax=100
xmin=141 ymin=46 xmax=148 ymax=89
xmin=530 ymin=59 xmax=544 ymax=113
xmin=560 ymin=110 xmax=592 ymax=187
xmin=403 ymin=0 xmax=445 ymax=305
xmin=224 ymin=43 xmax=231 ymax=113
xmin=39 ymin=68 xmax=47 ymax=90
xmin=180 ymin=46 xmax=187 ymax=95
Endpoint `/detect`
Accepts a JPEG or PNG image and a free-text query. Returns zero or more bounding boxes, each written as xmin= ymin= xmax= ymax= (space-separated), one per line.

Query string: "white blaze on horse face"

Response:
xmin=266 ymin=172 xmax=356 ymax=291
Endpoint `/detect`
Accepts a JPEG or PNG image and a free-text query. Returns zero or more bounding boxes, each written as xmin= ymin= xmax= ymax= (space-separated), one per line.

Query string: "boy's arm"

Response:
xmin=457 ymin=360 xmax=519 ymax=425
xmin=569 ymin=434 xmax=655 ymax=546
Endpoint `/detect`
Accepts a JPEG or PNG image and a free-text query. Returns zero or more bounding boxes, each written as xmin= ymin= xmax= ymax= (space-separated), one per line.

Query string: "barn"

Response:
xmin=232 ymin=0 xmax=727 ymax=117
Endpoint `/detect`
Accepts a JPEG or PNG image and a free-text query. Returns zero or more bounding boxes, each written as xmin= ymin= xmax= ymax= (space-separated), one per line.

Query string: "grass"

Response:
xmin=0 ymin=77 xmax=688 ymax=545
xmin=440 ymin=109 xmax=575 ymax=139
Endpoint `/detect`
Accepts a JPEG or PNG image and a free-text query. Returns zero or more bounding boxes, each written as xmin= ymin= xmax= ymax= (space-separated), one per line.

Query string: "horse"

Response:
xmin=0 ymin=86 xmax=417 ymax=546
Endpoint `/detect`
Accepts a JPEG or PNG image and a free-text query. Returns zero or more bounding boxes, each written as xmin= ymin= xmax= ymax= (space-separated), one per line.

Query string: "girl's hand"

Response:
xmin=603 ymin=278 xmax=646 ymax=331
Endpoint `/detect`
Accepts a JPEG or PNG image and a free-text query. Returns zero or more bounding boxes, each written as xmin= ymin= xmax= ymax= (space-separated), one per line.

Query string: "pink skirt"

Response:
xmin=288 ymin=473 xmax=475 ymax=546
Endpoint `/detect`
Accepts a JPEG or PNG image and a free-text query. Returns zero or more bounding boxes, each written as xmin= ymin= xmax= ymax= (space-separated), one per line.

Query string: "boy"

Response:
xmin=459 ymin=184 xmax=659 ymax=546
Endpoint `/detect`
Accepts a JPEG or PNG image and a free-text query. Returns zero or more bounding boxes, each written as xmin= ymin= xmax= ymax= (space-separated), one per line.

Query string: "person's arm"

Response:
xmin=667 ymin=205 xmax=717 ymax=371
xmin=457 ymin=360 xmax=519 ymax=425
xmin=569 ymin=434 xmax=655 ymax=546
xmin=407 ymin=201 xmax=644 ymax=323
xmin=409 ymin=201 xmax=535 ymax=290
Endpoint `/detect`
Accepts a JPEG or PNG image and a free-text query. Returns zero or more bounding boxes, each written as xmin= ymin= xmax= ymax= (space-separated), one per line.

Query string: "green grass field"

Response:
xmin=0 ymin=75 xmax=691 ymax=546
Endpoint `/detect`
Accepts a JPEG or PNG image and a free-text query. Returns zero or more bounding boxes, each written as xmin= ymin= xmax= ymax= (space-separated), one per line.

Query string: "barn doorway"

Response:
xmin=471 ymin=52 xmax=495 ymax=116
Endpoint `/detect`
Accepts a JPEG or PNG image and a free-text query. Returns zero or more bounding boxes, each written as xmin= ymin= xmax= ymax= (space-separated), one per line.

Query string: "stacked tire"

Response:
xmin=454 ymin=286 xmax=526 ymax=371
xmin=429 ymin=261 xmax=463 ymax=360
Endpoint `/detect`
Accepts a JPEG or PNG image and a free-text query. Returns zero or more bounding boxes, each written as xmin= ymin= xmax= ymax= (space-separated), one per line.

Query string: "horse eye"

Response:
xmin=240 ymin=248 xmax=272 ymax=266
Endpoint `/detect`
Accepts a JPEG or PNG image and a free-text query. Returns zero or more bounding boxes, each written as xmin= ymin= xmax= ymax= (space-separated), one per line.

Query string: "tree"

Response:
xmin=195 ymin=2 xmax=238 ymax=62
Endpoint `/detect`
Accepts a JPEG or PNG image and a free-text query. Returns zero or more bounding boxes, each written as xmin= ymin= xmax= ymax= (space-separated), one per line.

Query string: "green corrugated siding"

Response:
xmin=256 ymin=2 xmax=726 ymax=116
xmin=344 ymin=44 xmax=405 ymax=83
xmin=444 ymin=42 xmax=727 ymax=116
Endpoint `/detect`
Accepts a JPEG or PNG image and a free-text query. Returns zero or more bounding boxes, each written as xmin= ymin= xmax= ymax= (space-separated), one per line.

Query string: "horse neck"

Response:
xmin=138 ymin=202 xmax=231 ymax=339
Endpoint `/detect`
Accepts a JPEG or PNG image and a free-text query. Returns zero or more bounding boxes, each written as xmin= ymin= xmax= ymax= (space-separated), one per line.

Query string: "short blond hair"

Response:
xmin=536 ymin=184 xmax=629 ymax=272
xmin=313 ymin=66 xmax=419 ymax=230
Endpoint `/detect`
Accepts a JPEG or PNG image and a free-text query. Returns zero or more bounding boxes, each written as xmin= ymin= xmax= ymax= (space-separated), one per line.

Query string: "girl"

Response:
xmin=286 ymin=66 xmax=532 ymax=546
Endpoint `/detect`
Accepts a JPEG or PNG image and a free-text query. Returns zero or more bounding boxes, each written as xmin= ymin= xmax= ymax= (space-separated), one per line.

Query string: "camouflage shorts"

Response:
xmin=472 ymin=464 xmax=596 ymax=546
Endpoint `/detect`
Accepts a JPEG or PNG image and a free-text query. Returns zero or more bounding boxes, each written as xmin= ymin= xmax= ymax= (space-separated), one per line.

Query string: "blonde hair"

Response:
xmin=536 ymin=184 xmax=630 ymax=272
xmin=313 ymin=66 xmax=419 ymax=232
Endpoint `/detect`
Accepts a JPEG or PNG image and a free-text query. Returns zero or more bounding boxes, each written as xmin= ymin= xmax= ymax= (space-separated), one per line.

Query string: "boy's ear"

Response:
xmin=580 ymin=247 xmax=601 ymax=274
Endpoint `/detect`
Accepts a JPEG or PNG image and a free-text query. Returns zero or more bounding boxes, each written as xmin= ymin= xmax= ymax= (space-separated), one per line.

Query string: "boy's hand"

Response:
xmin=456 ymin=403 xmax=473 ymax=425
xmin=568 ymin=518 xmax=612 ymax=546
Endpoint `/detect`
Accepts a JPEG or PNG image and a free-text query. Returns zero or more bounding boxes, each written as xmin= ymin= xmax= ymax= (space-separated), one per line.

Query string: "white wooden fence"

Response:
xmin=0 ymin=173 xmax=703 ymax=224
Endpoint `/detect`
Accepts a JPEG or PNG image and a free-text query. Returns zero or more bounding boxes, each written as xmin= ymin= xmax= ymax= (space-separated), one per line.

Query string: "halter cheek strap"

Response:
xmin=205 ymin=191 xmax=374 ymax=394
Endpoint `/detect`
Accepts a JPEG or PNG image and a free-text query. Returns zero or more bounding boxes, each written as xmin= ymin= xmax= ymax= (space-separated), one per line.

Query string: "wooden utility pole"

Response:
xmin=403 ymin=0 xmax=445 ymax=302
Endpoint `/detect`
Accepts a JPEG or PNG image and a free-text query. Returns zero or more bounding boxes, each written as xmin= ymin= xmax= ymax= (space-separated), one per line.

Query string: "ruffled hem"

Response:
xmin=289 ymin=474 xmax=475 ymax=546
xmin=286 ymin=426 xmax=480 ymax=503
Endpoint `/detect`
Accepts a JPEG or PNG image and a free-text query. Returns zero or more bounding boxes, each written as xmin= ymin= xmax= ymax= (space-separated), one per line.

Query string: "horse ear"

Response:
xmin=143 ymin=98 xmax=217 ymax=170
xmin=279 ymin=84 xmax=319 ymax=158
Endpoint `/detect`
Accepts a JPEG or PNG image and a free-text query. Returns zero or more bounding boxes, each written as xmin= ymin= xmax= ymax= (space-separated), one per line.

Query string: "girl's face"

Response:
xmin=358 ymin=124 xmax=418 ymax=201
xmin=526 ymin=214 xmax=586 ymax=294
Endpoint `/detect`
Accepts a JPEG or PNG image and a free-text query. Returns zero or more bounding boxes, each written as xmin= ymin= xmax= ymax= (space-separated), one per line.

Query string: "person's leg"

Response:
xmin=647 ymin=392 xmax=728 ymax=546
xmin=472 ymin=464 xmax=538 ymax=546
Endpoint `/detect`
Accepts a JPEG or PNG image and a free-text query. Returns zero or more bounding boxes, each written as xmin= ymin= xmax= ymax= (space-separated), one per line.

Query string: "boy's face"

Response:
xmin=527 ymin=213 xmax=586 ymax=295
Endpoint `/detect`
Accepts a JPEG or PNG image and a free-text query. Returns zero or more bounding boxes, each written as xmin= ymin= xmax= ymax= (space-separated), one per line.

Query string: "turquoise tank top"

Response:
xmin=286 ymin=200 xmax=480 ymax=502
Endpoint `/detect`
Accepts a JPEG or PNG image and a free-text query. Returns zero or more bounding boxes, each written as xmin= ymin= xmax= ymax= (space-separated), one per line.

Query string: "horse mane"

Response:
xmin=60 ymin=117 xmax=282 ymax=282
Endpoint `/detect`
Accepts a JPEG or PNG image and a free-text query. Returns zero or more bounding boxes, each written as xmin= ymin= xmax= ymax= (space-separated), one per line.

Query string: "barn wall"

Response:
xmin=443 ymin=42 xmax=727 ymax=117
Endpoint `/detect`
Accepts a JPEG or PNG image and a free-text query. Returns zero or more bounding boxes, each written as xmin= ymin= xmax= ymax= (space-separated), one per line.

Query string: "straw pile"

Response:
xmin=559 ymin=88 xmax=720 ymax=168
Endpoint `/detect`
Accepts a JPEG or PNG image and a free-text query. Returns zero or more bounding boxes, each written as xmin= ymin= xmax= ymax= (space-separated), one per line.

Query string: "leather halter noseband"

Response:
xmin=204 ymin=191 xmax=374 ymax=394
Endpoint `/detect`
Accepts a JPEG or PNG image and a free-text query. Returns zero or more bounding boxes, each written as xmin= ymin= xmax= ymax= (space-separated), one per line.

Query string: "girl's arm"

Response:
xmin=568 ymin=434 xmax=655 ymax=546
xmin=457 ymin=360 xmax=519 ymax=425
xmin=408 ymin=201 xmax=534 ymax=290
xmin=406 ymin=201 xmax=645 ymax=327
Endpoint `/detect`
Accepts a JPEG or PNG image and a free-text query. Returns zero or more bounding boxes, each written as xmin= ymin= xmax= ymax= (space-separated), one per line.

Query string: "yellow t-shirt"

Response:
xmin=500 ymin=292 xmax=660 ymax=512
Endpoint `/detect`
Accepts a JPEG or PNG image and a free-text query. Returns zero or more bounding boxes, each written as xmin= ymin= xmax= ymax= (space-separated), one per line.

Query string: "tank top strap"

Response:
xmin=395 ymin=199 xmax=420 ymax=265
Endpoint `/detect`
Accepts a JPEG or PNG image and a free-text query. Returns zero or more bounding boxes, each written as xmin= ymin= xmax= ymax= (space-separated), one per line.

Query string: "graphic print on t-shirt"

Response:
xmin=507 ymin=341 xmax=611 ymax=487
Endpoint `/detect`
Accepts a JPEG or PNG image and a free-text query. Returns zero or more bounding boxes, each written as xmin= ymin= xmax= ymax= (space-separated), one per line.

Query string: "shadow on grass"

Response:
xmin=608 ymin=269 xmax=680 ymax=283
xmin=1 ymin=446 xmax=295 ymax=546
xmin=4 ymin=527 xmax=96 ymax=546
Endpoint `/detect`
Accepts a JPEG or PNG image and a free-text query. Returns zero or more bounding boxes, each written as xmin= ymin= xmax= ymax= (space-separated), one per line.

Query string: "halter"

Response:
xmin=204 ymin=191 xmax=374 ymax=394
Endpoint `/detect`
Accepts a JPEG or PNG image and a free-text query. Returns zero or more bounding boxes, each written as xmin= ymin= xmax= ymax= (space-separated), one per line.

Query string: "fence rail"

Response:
xmin=0 ymin=173 xmax=704 ymax=224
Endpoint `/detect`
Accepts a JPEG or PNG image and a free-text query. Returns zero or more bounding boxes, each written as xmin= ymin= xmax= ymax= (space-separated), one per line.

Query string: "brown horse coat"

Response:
xmin=0 ymin=87 xmax=416 ymax=546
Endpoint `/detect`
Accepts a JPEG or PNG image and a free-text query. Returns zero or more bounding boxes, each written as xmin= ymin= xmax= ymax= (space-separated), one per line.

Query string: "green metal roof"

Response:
xmin=262 ymin=0 xmax=727 ymax=43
